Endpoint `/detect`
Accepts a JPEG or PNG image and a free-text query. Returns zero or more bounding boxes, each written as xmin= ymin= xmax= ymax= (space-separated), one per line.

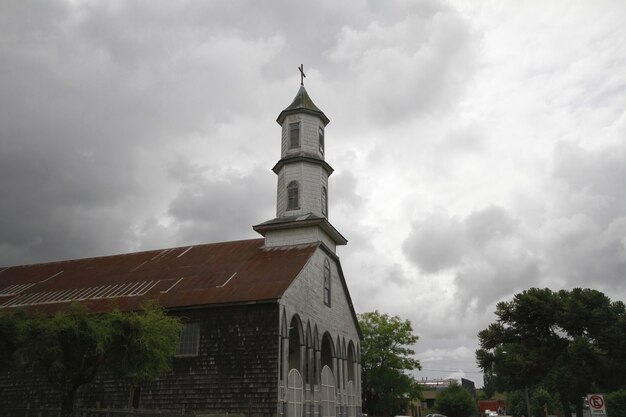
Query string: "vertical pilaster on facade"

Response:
xmin=280 ymin=333 xmax=289 ymax=417
xmin=314 ymin=347 xmax=322 ymax=417
xmin=299 ymin=344 xmax=306 ymax=383
xmin=307 ymin=344 xmax=315 ymax=416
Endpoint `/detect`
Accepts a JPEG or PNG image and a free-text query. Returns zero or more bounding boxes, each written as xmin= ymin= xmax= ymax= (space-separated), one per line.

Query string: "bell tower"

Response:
xmin=254 ymin=66 xmax=347 ymax=252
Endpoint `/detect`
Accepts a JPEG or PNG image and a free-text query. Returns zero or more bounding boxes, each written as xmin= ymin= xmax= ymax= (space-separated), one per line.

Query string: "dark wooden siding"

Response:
xmin=0 ymin=303 xmax=280 ymax=417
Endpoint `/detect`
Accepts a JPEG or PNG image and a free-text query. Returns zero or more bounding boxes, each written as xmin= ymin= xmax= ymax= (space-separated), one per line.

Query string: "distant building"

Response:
xmin=0 ymin=78 xmax=362 ymax=417
xmin=418 ymin=378 xmax=476 ymax=410
xmin=418 ymin=378 xmax=457 ymax=390
xmin=461 ymin=378 xmax=476 ymax=399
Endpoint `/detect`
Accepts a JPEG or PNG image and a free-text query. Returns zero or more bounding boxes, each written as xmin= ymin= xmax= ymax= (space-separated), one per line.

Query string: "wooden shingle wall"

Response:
xmin=0 ymin=303 xmax=280 ymax=417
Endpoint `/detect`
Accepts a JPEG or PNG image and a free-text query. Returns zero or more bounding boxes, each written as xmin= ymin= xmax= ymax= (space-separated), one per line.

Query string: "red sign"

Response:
xmin=587 ymin=394 xmax=607 ymax=417
xmin=589 ymin=395 xmax=604 ymax=409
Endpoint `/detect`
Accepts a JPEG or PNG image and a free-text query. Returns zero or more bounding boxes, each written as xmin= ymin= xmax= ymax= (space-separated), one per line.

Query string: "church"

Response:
xmin=0 ymin=74 xmax=363 ymax=417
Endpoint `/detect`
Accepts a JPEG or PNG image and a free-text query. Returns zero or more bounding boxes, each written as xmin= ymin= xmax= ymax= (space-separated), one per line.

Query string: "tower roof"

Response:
xmin=277 ymin=86 xmax=330 ymax=125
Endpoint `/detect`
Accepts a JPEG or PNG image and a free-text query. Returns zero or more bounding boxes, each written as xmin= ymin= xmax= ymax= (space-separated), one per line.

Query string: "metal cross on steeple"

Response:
xmin=299 ymin=64 xmax=306 ymax=86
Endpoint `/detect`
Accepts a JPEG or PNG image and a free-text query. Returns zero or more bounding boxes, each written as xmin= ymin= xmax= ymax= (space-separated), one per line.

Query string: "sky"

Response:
xmin=2 ymin=0 xmax=626 ymax=386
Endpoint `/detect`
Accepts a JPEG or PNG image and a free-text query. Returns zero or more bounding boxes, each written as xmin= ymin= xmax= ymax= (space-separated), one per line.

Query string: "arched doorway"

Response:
xmin=320 ymin=365 xmax=336 ymax=417
xmin=287 ymin=368 xmax=304 ymax=417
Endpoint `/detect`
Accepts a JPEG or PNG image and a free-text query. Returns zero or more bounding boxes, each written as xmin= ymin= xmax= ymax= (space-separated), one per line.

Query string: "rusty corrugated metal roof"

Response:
xmin=0 ymin=238 xmax=318 ymax=314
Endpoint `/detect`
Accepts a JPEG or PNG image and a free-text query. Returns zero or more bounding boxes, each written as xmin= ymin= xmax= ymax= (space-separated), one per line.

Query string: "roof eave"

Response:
xmin=271 ymin=155 xmax=334 ymax=175
xmin=253 ymin=218 xmax=347 ymax=246
xmin=276 ymin=108 xmax=330 ymax=126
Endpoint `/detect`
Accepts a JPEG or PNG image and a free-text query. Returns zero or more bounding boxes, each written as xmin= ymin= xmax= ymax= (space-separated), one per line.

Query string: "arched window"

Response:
xmin=289 ymin=316 xmax=303 ymax=373
xmin=321 ymin=366 xmax=336 ymax=417
xmin=287 ymin=181 xmax=300 ymax=210
xmin=323 ymin=259 xmax=331 ymax=307
xmin=321 ymin=187 xmax=328 ymax=217
xmin=287 ymin=369 xmax=304 ymax=417
xmin=318 ymin=125 xmax=325 ymax=154
xmin=321 ymin=332 xmax=334 ymax=371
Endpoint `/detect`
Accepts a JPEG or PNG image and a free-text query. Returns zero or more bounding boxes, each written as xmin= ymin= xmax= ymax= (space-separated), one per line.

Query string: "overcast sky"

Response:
xmin=2 ymin=0 xmax=626 ymax=385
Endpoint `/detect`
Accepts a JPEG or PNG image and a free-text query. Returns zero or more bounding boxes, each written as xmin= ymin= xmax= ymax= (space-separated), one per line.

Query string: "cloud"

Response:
xmin=542 ymin=141 xmax=626 ymax=289
xmin=326 ymin=1 xmax=478 ymax=124
xmin=402 ymin=212 xmax=465 ymax=273
xmin=166 ymin=164 xmax=274 ymax=244
xmin=402 ymin=205 xmax=542 ymax=314
xmin=3 ymin=0 xmax=626 ymax=384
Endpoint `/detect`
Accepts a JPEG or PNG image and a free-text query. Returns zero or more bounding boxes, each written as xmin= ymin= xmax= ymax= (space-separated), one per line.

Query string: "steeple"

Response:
xmin=253 ymin=68 xmax=347 ymax=252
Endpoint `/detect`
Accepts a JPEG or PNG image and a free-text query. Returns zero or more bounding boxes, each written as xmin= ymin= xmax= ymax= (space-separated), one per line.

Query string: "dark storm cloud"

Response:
xmin=0 ymin=0 xmax=292 ymax=265
xmin=167 ymin=165 xmax=275 ymax=245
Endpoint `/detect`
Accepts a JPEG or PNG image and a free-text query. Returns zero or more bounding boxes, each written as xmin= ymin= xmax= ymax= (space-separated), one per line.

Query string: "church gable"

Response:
xmin=277 ymin=244 xmax=362 ymax=417
xmin=280 ymin=245 xmax=360 ymax=343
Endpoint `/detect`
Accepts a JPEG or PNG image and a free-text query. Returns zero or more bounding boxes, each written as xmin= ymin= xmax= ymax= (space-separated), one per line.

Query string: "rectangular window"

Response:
xmin=176 ymin=322 xmax=200 ymax=357
xmin=289 ymin=122 xmax=300 ymax=148
xmin=318 ymin=126 xmax=324 ymax=154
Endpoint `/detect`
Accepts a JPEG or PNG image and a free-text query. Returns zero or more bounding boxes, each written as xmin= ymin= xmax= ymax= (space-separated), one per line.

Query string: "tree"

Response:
xmin=606 ymin=389 xmax=626 ymax=417
xmin=529 ymin=387 xmax=557 ymax=417
xmin=0 ymin=308 xmax=23 ymax=371
xmin=435 ymin=382 xmax=477 ymax=417
xmin=14 ymin=302 xmax=182 ymax=417
xmin=507 ymin=387 xmax=559 ymax=417
xmin=359 ymin=311 xmax=421 ymax=416
xmin=476 ymin=288 xmax=626 ymax=417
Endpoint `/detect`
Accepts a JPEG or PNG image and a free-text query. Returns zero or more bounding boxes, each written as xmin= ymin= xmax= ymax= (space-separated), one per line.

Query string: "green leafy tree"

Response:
xmin=476 ymin=288 xmax=626 ymax=417
xmin=529 ymin=387 xmax=557 ymax=417
xmin=481 ymin=368 xmax=497 ymax=399
xmin=606 ymin=389 xmax=626 ymax=417
xmin=436 ymin=382 xmax=477 ymax=417
xmin=359 ymin=311 xmax=422 ymax=416
xmin=507 ymin=387 xmax=559 ymax=417
xmin=506 ymin=390 xmax=527 ymax=417
xmin=0 ymin=309 xmax=24 ymax=371
xmin=16 ymin=302 xmax=182 ymax=417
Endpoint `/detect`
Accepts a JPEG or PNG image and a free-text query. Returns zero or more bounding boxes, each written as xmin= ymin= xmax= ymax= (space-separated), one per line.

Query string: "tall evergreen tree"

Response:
xmin=476 ymin=288 xmax=626 ymax=417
